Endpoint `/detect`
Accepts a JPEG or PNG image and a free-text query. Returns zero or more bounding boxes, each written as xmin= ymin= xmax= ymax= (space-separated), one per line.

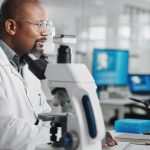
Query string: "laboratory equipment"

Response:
xmin=128 ymin=97 xmax=150 ymax=120
xmin=129 ymin=97 xmax=150 ymax=108
xmin=23 ymin=35 xmax=105 ymax=150
xmin=126 ymin=75 xmax=150 ymax=120
xmin=92 ymin=49 xmax=129 ymax=99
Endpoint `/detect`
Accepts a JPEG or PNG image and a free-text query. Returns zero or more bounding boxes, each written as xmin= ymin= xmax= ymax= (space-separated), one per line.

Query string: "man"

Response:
xmin=0 ymin=0 xmax=51 ymax=150
xmin=0 ymin=0 xmax=117 ymax=150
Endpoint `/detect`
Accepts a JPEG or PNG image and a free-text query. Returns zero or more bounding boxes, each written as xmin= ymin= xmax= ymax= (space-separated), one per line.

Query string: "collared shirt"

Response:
xmin=0 ymin=39 xmax=26 ymax=73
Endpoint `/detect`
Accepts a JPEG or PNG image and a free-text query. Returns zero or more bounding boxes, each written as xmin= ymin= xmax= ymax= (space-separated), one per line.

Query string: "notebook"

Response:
xmin=115 ymin=133 xmax=150 ymax=143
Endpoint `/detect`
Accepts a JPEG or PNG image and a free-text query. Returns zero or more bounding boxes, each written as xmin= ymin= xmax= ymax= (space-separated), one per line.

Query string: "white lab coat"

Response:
xmin=0 ymin=46 xmax=51 ymax=150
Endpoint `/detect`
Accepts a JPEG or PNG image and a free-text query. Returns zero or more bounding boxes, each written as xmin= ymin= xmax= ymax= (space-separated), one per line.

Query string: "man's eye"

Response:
xmin=37 ymin=23 xmax=43 ymax=27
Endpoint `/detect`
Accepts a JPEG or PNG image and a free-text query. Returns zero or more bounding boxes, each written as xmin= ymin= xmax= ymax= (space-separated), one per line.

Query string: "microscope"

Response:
xmin=129 ymin=97 xmax=150 ymax=108
xmin=23 ymin=35 xmax=105 ymax=150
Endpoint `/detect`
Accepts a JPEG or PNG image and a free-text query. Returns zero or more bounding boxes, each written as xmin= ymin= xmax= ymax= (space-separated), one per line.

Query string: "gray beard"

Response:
xmin=30 ymin=46 xmax=44 ymax=58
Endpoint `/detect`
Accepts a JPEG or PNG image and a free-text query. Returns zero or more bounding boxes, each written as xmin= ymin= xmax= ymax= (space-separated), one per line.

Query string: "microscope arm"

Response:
xmin=44 ymin=63 xmax=105 ymax=147
xmin=129 ymin=97 xmax=150 ymax=108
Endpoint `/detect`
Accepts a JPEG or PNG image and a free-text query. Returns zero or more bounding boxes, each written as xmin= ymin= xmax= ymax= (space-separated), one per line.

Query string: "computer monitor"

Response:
xmin=128 ymin=75 xmax=150 ymax=94
xmin=92 ymin=49 xmax=129 ymax=86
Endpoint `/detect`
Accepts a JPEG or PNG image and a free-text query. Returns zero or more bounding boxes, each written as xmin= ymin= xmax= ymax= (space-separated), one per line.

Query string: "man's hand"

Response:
xmin=102 ymin=132 xmax=118 ymax=148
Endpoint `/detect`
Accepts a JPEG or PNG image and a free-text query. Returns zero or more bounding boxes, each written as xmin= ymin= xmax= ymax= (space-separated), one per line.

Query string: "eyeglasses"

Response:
xmin=14 ymin=19 xmax=53 ymax=34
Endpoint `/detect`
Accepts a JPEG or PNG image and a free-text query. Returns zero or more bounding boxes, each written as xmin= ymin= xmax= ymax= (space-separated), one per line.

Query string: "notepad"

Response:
xmin=115 ymin=133 xmax=150 ymax=143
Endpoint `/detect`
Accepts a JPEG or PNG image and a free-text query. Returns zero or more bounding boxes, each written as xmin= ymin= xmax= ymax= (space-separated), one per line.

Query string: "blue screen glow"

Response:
xmin=92 ymin=49 xmax=129 ymax=86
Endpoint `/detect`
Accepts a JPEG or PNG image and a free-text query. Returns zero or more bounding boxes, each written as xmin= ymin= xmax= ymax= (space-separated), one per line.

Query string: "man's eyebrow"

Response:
xmin=36 ymin=19 xmax=48 ymax=22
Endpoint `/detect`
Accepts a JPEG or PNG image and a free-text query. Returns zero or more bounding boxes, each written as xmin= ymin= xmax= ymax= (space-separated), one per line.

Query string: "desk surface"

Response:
xmin=100 ymin=99 xmax=135 ymax=105
xmin=99 ymin=99 xmax=136 ymax=119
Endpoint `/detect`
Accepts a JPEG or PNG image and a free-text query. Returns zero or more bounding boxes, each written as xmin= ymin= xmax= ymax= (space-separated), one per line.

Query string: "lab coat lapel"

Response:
xmin=9 ymin=65 xmax=24 ymax=81
xmin=0 ymin=46 xmax=24 ymax=81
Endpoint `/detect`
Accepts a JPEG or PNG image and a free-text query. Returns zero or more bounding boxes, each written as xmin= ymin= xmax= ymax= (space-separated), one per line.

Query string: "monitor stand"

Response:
xmin=97 ymin=86 xmax=109 ymax=99
xmin=98 ymin=86 xmax=128 ymax=100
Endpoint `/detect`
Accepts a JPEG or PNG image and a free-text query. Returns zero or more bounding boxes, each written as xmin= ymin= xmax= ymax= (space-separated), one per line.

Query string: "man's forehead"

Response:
xmin=15 ymin=2 xmax=47 ymax=20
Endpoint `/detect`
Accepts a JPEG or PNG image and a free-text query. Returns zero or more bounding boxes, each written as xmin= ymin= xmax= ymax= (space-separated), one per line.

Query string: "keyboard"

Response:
xmin=103 ymin=142 xmax=130 ymax=150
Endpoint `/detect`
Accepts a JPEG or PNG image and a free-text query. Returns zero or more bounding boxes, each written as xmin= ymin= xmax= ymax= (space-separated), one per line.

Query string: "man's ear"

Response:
xmin=5 ymin=19 xmax=16 ymax=35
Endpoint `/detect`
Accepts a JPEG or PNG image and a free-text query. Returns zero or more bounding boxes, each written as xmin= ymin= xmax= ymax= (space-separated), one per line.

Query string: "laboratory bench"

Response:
xmin=99 ymin=98 xmax=134 ymax=119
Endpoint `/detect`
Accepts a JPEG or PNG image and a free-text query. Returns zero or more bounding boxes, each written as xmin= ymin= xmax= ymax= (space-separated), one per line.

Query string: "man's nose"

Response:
xmin=41 ymin=29 xmax=49 ymax=36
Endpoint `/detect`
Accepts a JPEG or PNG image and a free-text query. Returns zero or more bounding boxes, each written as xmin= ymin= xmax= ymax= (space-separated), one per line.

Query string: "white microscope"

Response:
xmin=23 ymin=35 xmax=105 ymax=150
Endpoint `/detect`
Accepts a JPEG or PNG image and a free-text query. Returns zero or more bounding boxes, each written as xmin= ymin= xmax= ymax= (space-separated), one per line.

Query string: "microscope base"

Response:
xmin=35 ymin=144 xmax=64 ymax=150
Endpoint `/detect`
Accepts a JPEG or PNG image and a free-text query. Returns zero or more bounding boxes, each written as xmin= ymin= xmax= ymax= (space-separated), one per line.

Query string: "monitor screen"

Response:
xmin=92 ymin=49 xmax=129 ymax=86
xmin=128 ymin=75 xmax=150 ymax=94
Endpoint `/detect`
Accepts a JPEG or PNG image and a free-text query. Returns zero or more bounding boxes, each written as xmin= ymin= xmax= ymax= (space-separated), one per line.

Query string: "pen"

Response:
xmin=130 ymin=142 xmax=150 ymax=145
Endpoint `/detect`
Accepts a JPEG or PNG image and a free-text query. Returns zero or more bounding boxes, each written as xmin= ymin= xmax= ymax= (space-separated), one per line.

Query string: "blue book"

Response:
xmin=115 ymin=119 xmax=150 ymax=134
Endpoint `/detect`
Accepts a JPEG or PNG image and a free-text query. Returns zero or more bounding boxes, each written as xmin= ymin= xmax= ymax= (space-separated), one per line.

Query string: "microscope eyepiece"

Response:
xmin=23 ymin=54 xmax=48 ymax=80
xmin=57 ymin=45 xmax=71 ymax=63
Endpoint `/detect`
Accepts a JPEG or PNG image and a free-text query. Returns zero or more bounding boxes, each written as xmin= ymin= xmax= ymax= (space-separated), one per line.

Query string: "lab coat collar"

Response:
xmin=0 ymin=46 xmax=26 ymax=81
xmin=0 ymin=46 xmax=12 ymax=66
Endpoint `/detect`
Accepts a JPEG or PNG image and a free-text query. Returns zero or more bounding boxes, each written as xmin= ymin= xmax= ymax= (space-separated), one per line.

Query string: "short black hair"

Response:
xmin=0 ymin=0 xmax=41 ymax=30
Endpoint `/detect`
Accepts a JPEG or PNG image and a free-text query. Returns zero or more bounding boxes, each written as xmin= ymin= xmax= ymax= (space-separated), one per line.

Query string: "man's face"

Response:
xmin=12 ymin=2 xmax=48 ymax=56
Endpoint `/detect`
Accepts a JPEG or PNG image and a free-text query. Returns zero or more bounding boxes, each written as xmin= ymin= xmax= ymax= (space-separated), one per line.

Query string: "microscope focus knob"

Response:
xmin=59 ymin=131 xmax=79 ymax=150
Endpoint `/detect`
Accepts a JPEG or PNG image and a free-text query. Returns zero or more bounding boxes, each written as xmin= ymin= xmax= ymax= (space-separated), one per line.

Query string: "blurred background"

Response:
xmin=41 ymin=0 xmax=150 ymax=72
